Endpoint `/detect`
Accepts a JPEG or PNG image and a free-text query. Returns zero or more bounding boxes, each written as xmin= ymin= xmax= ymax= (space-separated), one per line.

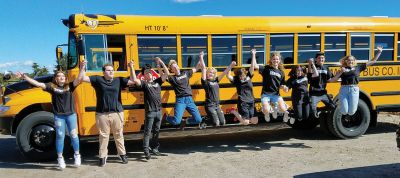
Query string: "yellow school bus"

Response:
xmin=1 ymin=14 xmax=399 ymax=160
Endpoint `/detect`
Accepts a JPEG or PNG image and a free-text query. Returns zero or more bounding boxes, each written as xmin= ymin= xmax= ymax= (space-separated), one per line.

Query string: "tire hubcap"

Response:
xmin=30 ymin=124 xmax=55 ymax=150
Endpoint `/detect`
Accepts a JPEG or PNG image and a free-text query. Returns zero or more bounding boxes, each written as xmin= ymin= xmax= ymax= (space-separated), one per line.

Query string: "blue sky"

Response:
xmin=1 ymin=0 xmax=399 ymax=73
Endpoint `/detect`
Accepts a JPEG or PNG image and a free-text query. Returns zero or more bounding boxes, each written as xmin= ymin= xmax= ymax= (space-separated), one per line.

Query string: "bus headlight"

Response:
xmin=0 ymin=105 xmax=10 ymax=114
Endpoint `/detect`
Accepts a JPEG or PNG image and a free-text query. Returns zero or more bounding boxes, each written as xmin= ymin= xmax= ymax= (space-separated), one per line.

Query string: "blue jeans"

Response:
xmin=54 ymin=113 xmax=80 ymax=154
xmin=339 ymin=85 xmax=359 ymax=115
xmin=261 ymin=93 xmax=281 ymax=104
xmin=166 ymin=96 xmax=202 ymax=125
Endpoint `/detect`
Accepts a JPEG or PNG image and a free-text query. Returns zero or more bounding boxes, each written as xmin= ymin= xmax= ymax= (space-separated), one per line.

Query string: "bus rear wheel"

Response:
xmin=16 ymin=111 xmax=57 ymax=161
xmin=327 ymin=100 xmax=370 ymax=139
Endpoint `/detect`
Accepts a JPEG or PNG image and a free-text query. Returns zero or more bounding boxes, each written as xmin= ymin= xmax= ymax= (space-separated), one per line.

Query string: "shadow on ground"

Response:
xmin=0 ymin=119 xmax=398 ymax=169
xmin=294 ymin=163 xmax=400 ymax=178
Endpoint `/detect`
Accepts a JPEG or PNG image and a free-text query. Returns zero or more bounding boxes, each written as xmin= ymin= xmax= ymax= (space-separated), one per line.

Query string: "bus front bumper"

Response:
xmin=0 ymin=105 xmax=13 ymax=134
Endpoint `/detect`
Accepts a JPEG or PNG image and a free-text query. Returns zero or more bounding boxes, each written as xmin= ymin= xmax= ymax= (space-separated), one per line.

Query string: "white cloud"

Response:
xmin=173 ymin=0 xmax=204 ymax=4
xmin=0 ymin=60 xmax=36 ymax=73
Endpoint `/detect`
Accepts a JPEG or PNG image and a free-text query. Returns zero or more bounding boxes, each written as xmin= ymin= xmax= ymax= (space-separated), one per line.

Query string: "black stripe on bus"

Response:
xmin=360 ymin=76 xmax=400 ymax=81
xmin=85 ymin=96 xmax=292 ymax=112
xmin=371 ymin=91 xmax=400 ymax=96
xmin=376 ymin=104 xmax=400 ymax=112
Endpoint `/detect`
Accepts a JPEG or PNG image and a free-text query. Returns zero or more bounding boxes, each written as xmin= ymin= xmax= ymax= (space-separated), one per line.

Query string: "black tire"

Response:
xmin=16 ymin=111 xmax=57 ymax=161
xmin=327 ymin=100 xmax=370 ymax=139
xmin=319 ymin=110 xmax=336 ymax=136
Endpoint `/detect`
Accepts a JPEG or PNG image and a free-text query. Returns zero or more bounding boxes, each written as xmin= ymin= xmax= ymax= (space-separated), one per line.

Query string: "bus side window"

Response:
xmin=138 ymin=35 xmax=177 ymax=68
xmin=242 ymin=34 xmax=266 ymax=65
xmin=107 ymin=35 xmax=127 ymax=71
xmin=398 ymin=33 xmax=400 ymax=61
xmin=298 ymin=34 xmax=320 ymax=63
xmin=83 ymin=34 xmax=107 ymax=71
xmin=270 ymin=34 xmax=294 ymax=64
xmin=181 ymin=35 xmax=208 ymax=68
xmin=212 ymin=35 xmax=237 ymax=67
xmin=350 ymin=33 xmax=370 ymax=61
xmin=375 ymin=33 xmax=394 ymax=61
xmin=82 ymin=34 xmax=127 ymax=71
xmin=324 ymin=33 xmax=346 ymax=62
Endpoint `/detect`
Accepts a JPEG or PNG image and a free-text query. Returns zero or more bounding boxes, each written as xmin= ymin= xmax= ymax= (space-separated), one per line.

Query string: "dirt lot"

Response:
xmin=0 ymin=113 xmax=399 ymax=178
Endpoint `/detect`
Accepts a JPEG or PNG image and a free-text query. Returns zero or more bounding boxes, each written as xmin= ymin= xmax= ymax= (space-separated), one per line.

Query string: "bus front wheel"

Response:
xmin=327 ymin=100 xmax=370 ymax=139
xmin=16 ymin=111 xmax=57 ymax=161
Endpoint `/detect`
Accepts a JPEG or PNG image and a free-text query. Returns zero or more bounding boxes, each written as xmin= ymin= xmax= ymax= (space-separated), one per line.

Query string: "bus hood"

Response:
xmin=3 ymin=75 xmax=53 ymax=96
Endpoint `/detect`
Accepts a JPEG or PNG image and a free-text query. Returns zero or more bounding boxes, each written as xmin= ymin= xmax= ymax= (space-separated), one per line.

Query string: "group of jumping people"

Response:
xmin=15 ymin=45 xmax=382 ymax=169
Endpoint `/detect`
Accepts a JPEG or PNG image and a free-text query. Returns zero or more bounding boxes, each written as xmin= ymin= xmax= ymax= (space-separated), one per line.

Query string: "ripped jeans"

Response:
xmin=55 ymin=113 xmax=80 ymax=154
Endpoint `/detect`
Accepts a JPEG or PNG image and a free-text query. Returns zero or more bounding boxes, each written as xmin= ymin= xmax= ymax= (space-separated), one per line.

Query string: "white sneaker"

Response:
xmin=289 ymin=117 xmax=295 ymax=124
xmin=74 ymin=154 xmax=81 ymax=167
xmin=272 ymin=107 xmax=278 ymax=119
xmin=57 ymin=157 xmax=66 ymax=169
xmin=264 ymin=114 xmax=270 ymax=122
xmin=283 ymin=112 xmax=289 ymax=122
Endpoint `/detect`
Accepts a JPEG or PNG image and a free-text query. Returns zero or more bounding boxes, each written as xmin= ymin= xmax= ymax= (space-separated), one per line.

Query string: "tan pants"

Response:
xmin=96 ymin=112 xmax=126 ymax=158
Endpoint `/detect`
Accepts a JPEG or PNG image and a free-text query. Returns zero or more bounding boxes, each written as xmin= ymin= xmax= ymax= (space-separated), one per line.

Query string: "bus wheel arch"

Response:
xmin=12 ymin=103 xmax=52 ymax=134
xmin=16 ymin=111 xmax=57 ymax=161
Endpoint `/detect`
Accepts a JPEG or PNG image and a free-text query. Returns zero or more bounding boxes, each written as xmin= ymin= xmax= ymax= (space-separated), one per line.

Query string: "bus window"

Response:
xmin=82 ymin=34 xmax=127 ymax=71
xmin=138 ymin=35 xmax=177 ymax=68
xmin=324 ymin=33 xmax=346 ymax=62
xmin=83 ymin=34 xmax=108 ymax=71
xmin=375 ymin=33 xmax=394 ymax=61
xmin=181 ymin=35 xmax=208 ymax=68
xmin=106 ymin=35 xmax=126 ymax=71
xmin=398 ymin=33 xmax=400 ymax=60
xmin=350 ymin=33 xmax=371 ymax=61
xmin=212 ymin=35 xmax=237 ymax=67
xmin=242 ymin=34 xmax=265 ymax=65
xmin=298 ymin=34 xmax=321 ymax=63
xmin=270 ymin=34 xmax=294 ymax=64
xmin=67 ymin=32 xmax=78 ymax=70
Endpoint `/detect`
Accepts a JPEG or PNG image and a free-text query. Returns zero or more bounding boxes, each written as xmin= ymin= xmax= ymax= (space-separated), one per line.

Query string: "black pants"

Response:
xmin=205 ymin=103 xmax=226 ymax=126
xmin=143 ymin=110 xmax=162 ymax=152
xmin=292 ymin=92 xmax=310 ymax=120
xmin=238 ymin=101 xmax=255 ymax=119
xmin=310 ymin=93 xmax=335 ymax=117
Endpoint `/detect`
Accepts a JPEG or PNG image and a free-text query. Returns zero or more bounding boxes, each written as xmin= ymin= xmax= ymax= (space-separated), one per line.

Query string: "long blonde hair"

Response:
xmin=339 ymin=55 xmax=357 ymax=67
xmin=269 ymin=51 xmax=285 ymax=71
xmin=206 ymin=67 xmax=217 ymax=80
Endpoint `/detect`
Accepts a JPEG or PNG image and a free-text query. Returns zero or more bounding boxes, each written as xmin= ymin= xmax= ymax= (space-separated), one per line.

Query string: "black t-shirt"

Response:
xmin=308 ymin=65 xmax=333 ymax=95
xmin=167 ymin=70 xmax=193 ymax=98
xmin=90 ymin=76 xmax=129 ymax=113
xmin=340 ymin=64 xmax=367 ymax=85
xmin=259 ymin=65 xmax=286 ymax=96
xmin=201 ymin=78 xmax=220 ymax=104
xmin=44 ymin=82 xmax=76 ymax=115
xmin=230 ymin=72 xmax=254 ymax=103
xmin=139 ymin=77 xmax=164 ymax=112
xmin=287 ymin=76 xmax=309 ymax=95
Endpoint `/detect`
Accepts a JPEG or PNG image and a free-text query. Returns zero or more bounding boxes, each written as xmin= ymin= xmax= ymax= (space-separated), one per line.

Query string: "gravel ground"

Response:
xmin=0 ymin=113 xmax=399 ymax=178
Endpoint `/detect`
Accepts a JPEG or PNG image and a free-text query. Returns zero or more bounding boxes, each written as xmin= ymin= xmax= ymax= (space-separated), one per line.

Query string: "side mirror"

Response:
xmin=56 ymin=47 xmax=63 ymax=61
xmin=3 ymin=71 xmax=11 ymax=81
